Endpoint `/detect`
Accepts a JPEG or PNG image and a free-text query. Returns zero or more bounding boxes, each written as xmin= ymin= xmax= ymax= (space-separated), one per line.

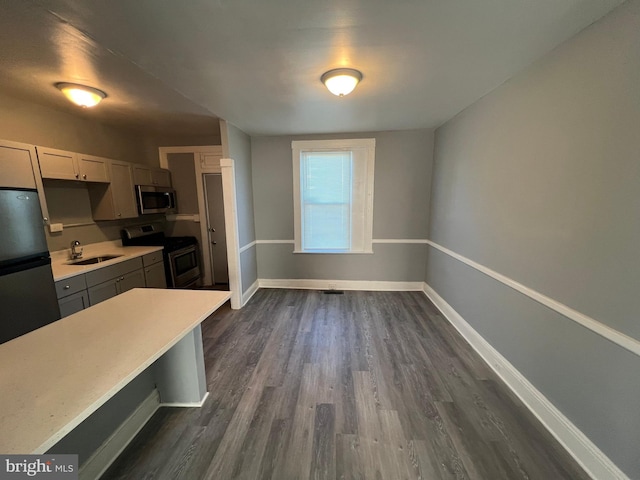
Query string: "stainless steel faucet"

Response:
xmin=70 ymin=240 xmax=83 ymax=260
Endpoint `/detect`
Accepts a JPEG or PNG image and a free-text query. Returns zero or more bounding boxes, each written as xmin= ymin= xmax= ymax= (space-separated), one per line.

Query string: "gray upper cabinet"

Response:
xmin=0 ymin=142 xmax=37 ymax=189
xmin=88 ymin=160 xmax=138 ymax=220
xmin=0 ymin=140 xmax=50 ymax=223
xmin=76 ymin=153 xmax=111 ymax=183
xmin=133 ymin=165 xmax=171 ymax=187
xmin=37 ymin=147 xmax=109 ymax=183
xmin=36 ymin=147 xmax=77 ymax=181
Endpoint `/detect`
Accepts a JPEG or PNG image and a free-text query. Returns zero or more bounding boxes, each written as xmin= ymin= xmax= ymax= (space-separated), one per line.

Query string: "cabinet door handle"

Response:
xmin=75 ymin=173 xmax=79 ymax=179
xmin=82 ymin=174 xmax=87 ymax=179
xmin=63 ymin=285 xmax=71 ymax=290
xmin=120 ymin=276 xmax=125 ymax=281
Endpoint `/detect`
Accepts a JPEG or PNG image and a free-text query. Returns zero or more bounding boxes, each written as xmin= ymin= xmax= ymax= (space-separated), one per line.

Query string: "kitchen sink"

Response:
xmin=66 ymin=255 xmax=123 ymax=265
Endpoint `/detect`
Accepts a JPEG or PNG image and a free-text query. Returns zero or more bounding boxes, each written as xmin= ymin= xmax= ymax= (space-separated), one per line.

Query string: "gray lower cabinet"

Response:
xmin=59 ymin=290 xmax=90 ymax=318
xmin=120 ymin=269 xmax=146 ymax=293
xmin=87 ymin=279 xmax=119 ymax=306
xmin=142 ymin=251 xmax=166 ymax=288
xmin=87 ymin=270 xmax=145 ymax=306
xmin=56 ymin=254 xmax=165 ymax=314
xmin=87 ymin=258 xmax=145 ymax=306
xmin=144 ymin=262 xmax=166 ymax=288
xmin=55 ymin=275 xmax=89 ymax=318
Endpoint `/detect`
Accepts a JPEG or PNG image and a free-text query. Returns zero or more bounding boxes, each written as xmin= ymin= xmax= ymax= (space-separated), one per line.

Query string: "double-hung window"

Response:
xmin=292 ymin=139 xmax=375 ymax=253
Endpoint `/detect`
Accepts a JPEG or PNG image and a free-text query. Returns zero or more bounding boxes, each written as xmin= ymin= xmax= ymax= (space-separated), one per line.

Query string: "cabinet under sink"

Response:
xmin=56 ymin=257 xmax=145 ymax=316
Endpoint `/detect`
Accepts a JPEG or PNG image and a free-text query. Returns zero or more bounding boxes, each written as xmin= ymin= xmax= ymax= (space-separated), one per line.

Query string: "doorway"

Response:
xmin=203 ymin=173 xmax=229 ymax=287
xmin=158 ymin=146 xmax=242 ymax=309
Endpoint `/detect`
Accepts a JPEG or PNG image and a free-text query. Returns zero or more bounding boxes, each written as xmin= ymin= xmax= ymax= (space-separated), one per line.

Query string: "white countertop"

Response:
xmin=0 ymin=288 xmax=231 ymax=454
xmin=51 ymin=241 xmax=163 ymax=281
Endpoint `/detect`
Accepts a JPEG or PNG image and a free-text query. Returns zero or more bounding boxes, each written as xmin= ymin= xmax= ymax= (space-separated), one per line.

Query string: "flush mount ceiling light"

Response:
xmin=321 ymin=68 xmax=362 ymax=97
xmin=55 ymin=83 xmax=107 ymax=108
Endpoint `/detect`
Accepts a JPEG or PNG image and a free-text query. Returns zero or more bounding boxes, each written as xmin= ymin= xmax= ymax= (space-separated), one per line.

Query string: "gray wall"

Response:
xmin=141 ymin=132 xmax=222 ymax=170
xmin=168 ymin=152 xmax=199 ymax=215
xmin=240 ymin=246 xmax=258 ymax=293
xmin=251 ymin=129 xmax=434 ymax=281
xmin=0 ymin=91 xmax=156 ymax=165
xmin=166 ymin=152 xmax=204 ymax=259
xmin=42 ymin=178 xmax=165 ymax=252
xmin=223 ymin=121 xmax=258 ymax=293
xmin=46 ymin=216 xmax=166 ymax=252
xmin=426 ymin=1 xmax=640 ymax=476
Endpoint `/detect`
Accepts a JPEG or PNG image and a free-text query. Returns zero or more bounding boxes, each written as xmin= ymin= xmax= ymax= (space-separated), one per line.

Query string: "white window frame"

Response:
xmin=292 ymin=138 xmax=375 ymax=254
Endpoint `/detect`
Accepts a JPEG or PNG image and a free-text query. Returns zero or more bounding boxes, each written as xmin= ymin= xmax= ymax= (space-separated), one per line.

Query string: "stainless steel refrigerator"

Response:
xmin=0 ymin=187 xmax=60 ymax=344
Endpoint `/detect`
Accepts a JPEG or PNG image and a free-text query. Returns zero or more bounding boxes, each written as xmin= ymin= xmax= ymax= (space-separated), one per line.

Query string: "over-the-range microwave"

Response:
xmin=135 ymin=185 xmax=177 ymax=215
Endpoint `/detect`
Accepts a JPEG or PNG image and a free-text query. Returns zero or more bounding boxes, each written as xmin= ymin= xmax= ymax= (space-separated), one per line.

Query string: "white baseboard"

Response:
xmin=258 ymin=278 xmax=424 ymax=291
xmin=79 ymin=390 xmax=161 ymax=480
xmin=160 ymin=391 xmax=210 ymax=408
xmin=422 ymin=283 xmax=628 ymax=480
xmin=242 ymin=279 xmax=260 ymax=306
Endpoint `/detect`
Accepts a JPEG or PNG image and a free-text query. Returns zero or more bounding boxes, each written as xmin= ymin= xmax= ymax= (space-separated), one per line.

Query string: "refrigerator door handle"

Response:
xmin=0 ymin=254 xmax=51 ymax=276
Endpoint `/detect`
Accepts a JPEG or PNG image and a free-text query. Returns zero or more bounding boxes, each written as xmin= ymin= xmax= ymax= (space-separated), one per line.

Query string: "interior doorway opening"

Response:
xmin=158 ymin=146 xmax=241 ymax=309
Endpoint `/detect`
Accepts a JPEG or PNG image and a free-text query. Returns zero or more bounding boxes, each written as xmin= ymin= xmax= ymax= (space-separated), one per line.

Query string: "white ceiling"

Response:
xmin=0 ymin=0 xmax=625 ymax=136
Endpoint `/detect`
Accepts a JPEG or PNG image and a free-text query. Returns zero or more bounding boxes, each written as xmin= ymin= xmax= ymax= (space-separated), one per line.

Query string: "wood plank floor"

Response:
xmin=102 ymin=289 xmax=590 ymax=480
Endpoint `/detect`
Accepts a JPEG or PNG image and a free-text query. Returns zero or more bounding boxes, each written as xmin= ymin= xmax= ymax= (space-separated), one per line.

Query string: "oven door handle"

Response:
xmin=168 ymin=245 xmax=197 ymax=257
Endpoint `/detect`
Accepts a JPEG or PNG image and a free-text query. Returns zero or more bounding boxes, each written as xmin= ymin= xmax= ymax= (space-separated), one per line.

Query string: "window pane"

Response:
xmin=303 ymin=204 xmax=350 ymax=249
xmin=303 ymin=152 xmax=351 ymax=204
xmin=301 ymin=151 xmax=352 ymax=250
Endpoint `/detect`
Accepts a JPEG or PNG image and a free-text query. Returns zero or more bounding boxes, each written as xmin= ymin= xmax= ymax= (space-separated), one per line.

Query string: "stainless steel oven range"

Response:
xmin=165 ymin=239 xmax=200 ymax=288
xmin=121 ymin=223 xmax=201 ymax=288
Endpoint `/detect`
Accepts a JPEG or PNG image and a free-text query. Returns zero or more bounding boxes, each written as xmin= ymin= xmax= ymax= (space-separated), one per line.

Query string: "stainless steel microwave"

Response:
xmin=135 ymin=185 xmax=177 ymax=215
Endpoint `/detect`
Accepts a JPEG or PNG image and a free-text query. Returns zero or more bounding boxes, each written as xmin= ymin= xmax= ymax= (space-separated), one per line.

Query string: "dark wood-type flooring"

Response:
xmin=102 ymin=289 xmax=589 ymax=480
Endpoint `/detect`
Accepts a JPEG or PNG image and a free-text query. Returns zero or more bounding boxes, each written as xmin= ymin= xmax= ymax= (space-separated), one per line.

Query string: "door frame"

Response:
xmin=158 ymin=146 xmax=242 ymax=309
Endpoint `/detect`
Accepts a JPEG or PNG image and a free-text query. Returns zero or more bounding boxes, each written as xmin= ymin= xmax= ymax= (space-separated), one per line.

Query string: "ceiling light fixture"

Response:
xmin=55 ymin=83 xmax=107 ymax=108
xmin=321 ymin=68 xmax=362 ymax=97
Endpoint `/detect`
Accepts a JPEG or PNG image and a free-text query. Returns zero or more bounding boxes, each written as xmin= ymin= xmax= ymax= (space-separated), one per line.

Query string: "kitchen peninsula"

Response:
xmin=0 ymin=288 xmax=231 ymax=455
